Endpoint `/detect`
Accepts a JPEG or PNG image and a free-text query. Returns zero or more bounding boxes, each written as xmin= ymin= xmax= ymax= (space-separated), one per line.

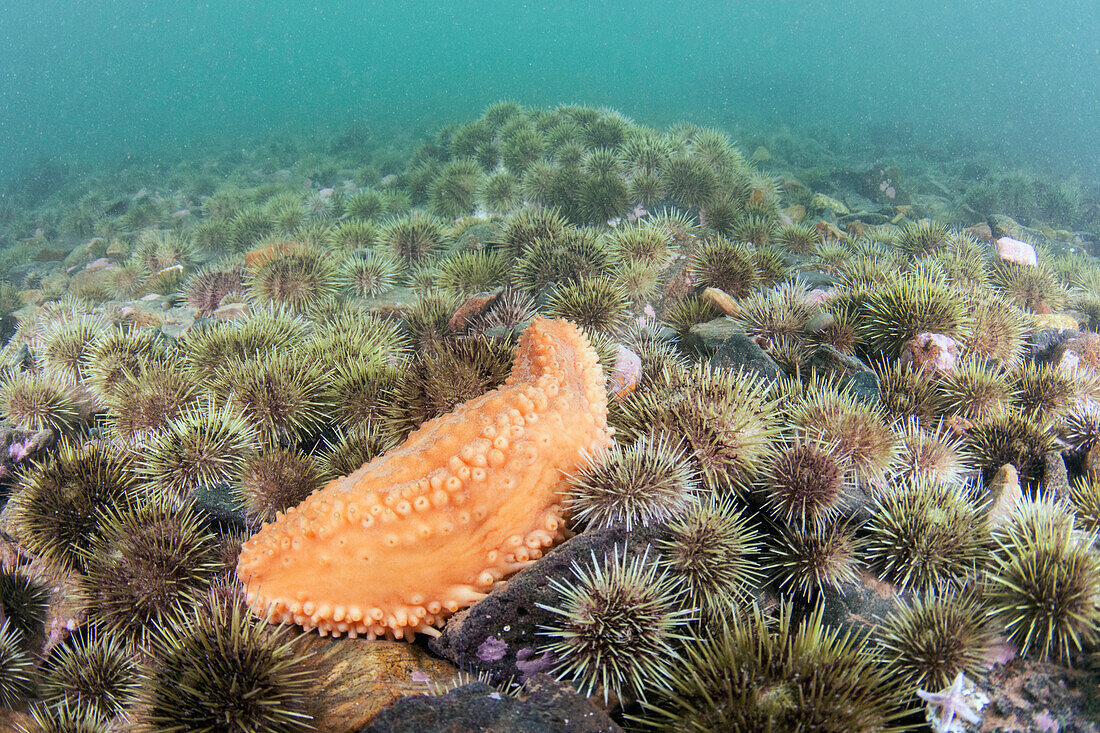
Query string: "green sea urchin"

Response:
xmin=10 ymin=440 xmax=138 ymax=573
xmin=657 ymin=493 xmax=762 ymax=621
xmin=566 ymin=434 xmax=699 ymax=531
xmin=537 ymin=545 xmax=691 ymax=705
xmin=140 ymin=588 xmax=314 ymax=732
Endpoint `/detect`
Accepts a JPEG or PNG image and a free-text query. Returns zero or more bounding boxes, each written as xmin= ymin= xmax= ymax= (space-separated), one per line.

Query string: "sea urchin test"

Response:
xmin=236 ymin=318 xmax=610 ymax=639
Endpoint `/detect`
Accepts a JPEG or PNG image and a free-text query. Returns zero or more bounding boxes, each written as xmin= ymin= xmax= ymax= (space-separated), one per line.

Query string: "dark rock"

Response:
xmin=430 ymin=524 xmax=666 ymax=686
xmin=1030 ymin=328 xmax=1083 ymax=365
xmin=841 ymin=370 xmax=880 ymax=405
xmin=191 ymin=482 xmax=246 ymax=529
xmin=795 ymin=269 xmax=837 ymax=291
xmin=365 ymin=675 xmax=622 ymax=733
xmin=685 ymin=319 xmax=781 ymax=381
xmin=816 ymin=570 xmax=902 ymax=637
xmin=808 ymin=345 xmax=872 ymax=381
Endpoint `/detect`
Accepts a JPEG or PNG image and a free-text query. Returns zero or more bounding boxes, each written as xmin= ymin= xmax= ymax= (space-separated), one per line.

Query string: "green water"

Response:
xmin=2 ymin=1 xmax=1099 ymax=182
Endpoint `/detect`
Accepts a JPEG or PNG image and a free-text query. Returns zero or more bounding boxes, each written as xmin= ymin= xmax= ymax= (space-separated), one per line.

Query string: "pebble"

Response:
xmin=996 ymin=236 xmax=1037 ymax=267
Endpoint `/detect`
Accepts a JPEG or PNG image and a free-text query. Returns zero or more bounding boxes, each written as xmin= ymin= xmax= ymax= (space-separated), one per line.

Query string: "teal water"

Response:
xmin=2 ymin=1 xmax=1098 ymax=182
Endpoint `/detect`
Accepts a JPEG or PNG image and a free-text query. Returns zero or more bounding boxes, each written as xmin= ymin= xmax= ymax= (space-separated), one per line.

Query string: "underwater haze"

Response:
xmin=2 ymin=0 xmax=1099 ymax=182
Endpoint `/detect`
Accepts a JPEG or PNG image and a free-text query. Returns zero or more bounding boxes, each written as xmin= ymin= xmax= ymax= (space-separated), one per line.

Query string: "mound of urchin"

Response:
xmin=657 ymin=493 xmax=762 ymax=622
xmin=140 ymin=588 xmax=314 ymax=732
xmin=637 ymin=603 xmax=909 ymax=732
xmin=137 ymin=400 xmax=258 ymax=498
xmin=234 ymin=447 xmax=325 ymax=525
xmin=759 ymin=435 xmax=853 ymax=530
xmin=0 ymin=567 xmax=50 ymax=644
xmin=878 ymin=587 xmax=994 ymax=690
xmin=9 ymin=440 xmax=139 ymax=573
xmin=38 ymin=624 xmax=138 ymax=722
xmin=566 ymin=433 xmax=699 ymax=531
xmin=864 ymin=477 xmax=988 ymax=591
xmin=0 ymin=620 xmax=34 ymax=709
xmin=384 ymin=336 xmax=514 ymax=440
xmin=245 ymin=242 xmax=340 ymax=312
xmin=216 ymin=349 xmax=334 ymax=444
xmin=612 ymin=361 xmax=777 ymax=493
xmin=0 ymin=372 xmax=80 ymax=433
xmin=537 ymin=546 xmax=692 ymax=705
xmin=769 ymin=520 xmax=864 ymax=598
xmin=77 ymin=494 xmax=220 ymax=645
xmin=784 ymin=378 xmax=900 ymax=490
xmin=985 ymin=495 xmax=1100 ymax=661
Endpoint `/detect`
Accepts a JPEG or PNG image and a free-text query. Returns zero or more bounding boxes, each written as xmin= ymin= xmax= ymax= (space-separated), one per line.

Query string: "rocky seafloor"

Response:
xmin=0 ymin=103 xmax=1098 ymax=731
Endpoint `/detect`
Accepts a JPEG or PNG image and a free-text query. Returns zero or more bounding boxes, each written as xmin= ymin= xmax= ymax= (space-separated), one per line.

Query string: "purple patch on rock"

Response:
xmin=515 ymin=648 xmax=555 ymax=682
xmin=8 ymin=443 xmax=28 ymax=461
xmin=476 ymin=635 xmax=508 ymax=662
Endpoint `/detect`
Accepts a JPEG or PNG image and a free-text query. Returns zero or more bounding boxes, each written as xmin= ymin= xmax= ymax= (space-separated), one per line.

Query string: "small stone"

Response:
xmin=805 ymin=312 xmax=835 ymax=333
xmin=781 ymin=204 xmax=806 ymax=223
xmin=1043 ymin=452 xmax=1069 ymax=498
xmin=449 ymin=288 xmax=503 ymax=332
xmin=899 ymin=333 xmax=959 ymax=373
xmin=965 ymin=222 xmax=994 ymax=242
xmin=751 ymin=146 xmax=771 ymax=163
xmin=804 ymin=288 xmax=836 ymax=307
xmin=985 ymin=464 xmax=1022 ymax=527
xmin=996 ymin=236 xmax=1038 ymax=267
xmin=212 ymin=301 xmax=251 ymax=322
xmin=702 ymin=287 xmax=739 ymax=317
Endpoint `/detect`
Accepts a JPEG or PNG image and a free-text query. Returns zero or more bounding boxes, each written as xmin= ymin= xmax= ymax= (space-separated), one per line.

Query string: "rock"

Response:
xmin=996 ymin=236 xmax=1038 ymax=267
xmin=838 ymin=212 xmax=890 ymax=227
xmin=607 ymin=344 xmax=642 ymax=402
xmin=817 ymin=570 xmax=901 ymax=636
xmin=841 ymin=369 xmax=880 ymax=405
xmin=989 ymin=214 xmax=1028 ymax=241
xmin=899 ymin=333 xmax=960 ymax=373
xmin=965 ymin=222 xmax=994 ymax=242
xmin=804 ymin=312 xmax=835 ymax=333
xmin=365 ymin=675 xmax=623 ymax=733
xmin=1029 ymin=328 xmax=1082 ymax=365
xmin=701 ymin=287 xmax=739 ymax=317
xmin=984 ymin=464 xmax=1022 ymax=527
xmin=984 ymin=659 xmax=1099 ymax=733
xmin=1051 ymin=332 xmax=1100 ymax=373
xmin=1043 ymin=452 xmax=1070 ymax=498
xmin=0 ymin=428 xmax=54 ymax=488
xmin=448 ymin=288 xmax=503 ymax=332
xmin=861 ymin=166 xmax=911 ymax=206
xmin=292 ymin=634 xmax=458 ymax=733
xmin=781 ymin=204 xmax=805 ymax=223
xmin=808 ymin=345 xmax=871 ymax=380
xmin=191 ymin=482 xmax=246 ymax=528
xmin=430 ymin=524 xmax=666 ymax=686
xmin=1033 ymin=313 xmax=1081 ymax=332
xmin=804 ymin=288 xmax=836 ymax=307
xmin=811 ymin=193 xmax=850 ymax=216
xmin=686 ymin=320 xmax=782 ymax=380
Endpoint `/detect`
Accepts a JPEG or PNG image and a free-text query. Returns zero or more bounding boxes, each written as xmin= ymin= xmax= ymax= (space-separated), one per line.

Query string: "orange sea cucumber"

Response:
xmin=236 ymin=317 xmax=610 ymax=639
